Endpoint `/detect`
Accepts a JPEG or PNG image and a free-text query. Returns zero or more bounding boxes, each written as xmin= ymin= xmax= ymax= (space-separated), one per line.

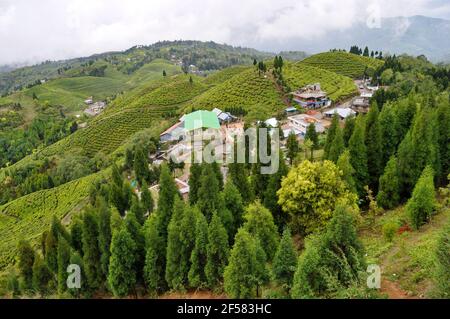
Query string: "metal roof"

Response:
xmin=184 ymin=110 xmax=220 ymax=131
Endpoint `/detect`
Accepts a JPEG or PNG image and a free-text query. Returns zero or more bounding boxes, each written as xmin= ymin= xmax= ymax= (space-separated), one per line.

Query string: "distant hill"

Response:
xmin=261 ymin=16 xmax=450 ymax=63
xmin=0 ymin=41 xmax=276 ymax=96
xmin=301 ymin=51 xmax=384 ymax=78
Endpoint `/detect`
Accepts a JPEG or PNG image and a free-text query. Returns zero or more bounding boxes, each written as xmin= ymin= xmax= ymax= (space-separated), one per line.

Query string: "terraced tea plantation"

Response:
xmin=187 ymin=68 xmax=285 ymax=121
xmin=301 ymin=51 xmax=384 ymax=78
xmin=0 ymin=172 xmax=103 ymax=269
xmin=283 ymin=62 xmax=358 ymax=102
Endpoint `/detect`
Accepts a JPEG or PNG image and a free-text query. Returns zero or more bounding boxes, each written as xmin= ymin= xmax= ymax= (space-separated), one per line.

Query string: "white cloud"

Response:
xmin=0 ymin=0 xmax=448 ymax=64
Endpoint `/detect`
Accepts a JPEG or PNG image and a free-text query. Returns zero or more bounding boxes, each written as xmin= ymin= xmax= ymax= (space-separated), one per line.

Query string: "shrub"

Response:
xmin=382 ymin=221 xmax=399 ymax=242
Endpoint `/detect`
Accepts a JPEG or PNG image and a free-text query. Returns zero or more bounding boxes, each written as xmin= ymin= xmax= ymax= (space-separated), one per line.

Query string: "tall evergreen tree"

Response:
xmin=212 ymin=161 xmax=224 ymax=191
xmin=130 ymin=196 xmax=145 ymax=225
xmin=179 ymin=205 xmax=197 ymax=288
xmin=379 ymin=104 xmax=399 ymax=167
xmin=328 ymin=126 xmax=345 ymax=163
xmin=436 ymin=100 xmax=450 ymax=184
xmin=108 ymin=227 xmax=137 ymax=298
xmin=165 ymin=198 xmax=186 ymax=289
xmin=188 ymin=212 xmax=209 ymax=288
xmin=243 ymin=202 xmax=279 ymax=261
xmin=324 ymin=113 xmax=340 ymax=159
xmin=32 ymin=256 xmax=52 ymax=296
xmin=57 ymin=237 xmax=71 ymax=295
xmin=286 ymin=132 xmax=300 ymax=165
xmin=157 ymin=164 xmax=180 ymax=244
xmin=197 ymin=164 xmax=221 ymax=221
xmin=365 ymin=103 xmax=383 ymax=191
xmin=125 ymin=211 xmax=145 ymax=282
xmin=97 ymin=199 xmax=112 ymax=279
xmin=140 ymin=180 xmax=154 ymax=215
xmin=44 ymin=227 xmax=58 ymax=273
xmin=205 ymin=212 xmax=229 ymax=288
xmin=348 ymin=116 xmax=369 ymax=198
xmin=222 ymin=179 xmax=245 ymax=237
xmin=188 ymin=162 xmax=202 ymax=205
xmin=337 ymin=150 xmax=357 ymax=194
xmin=144 ymin=215 xmax=166 ymax=294
xmin=70 ymin=217 xmax=83 ymax=254
xmin=224 ymin=229 xmax=268 ymax=298
xmin=81 ymin=210 xmax=101 ymax=290
xmin=304 ymin=123 xmax=319 ymax=150
xmin=377 ymin=156 xmax=400 ymax=209
xmin=343 ymin=115 xmax=356 ymax=147
xmin=398 ymin=108 xmax=440 ymax=196
xmin=17 ymin=240 xmax=35 ymax=290
xmin=406 ymin=166 xmax=436 ymax=230
xmin=134 ymin=146 xmax=150 ymax=185
xmin=434 ymin=218 xmax=450 ymax=297
xmin=263 ymin=150 xmax=289 ymax=230
xmin=273 ymin=228 xmax=297 ymax=290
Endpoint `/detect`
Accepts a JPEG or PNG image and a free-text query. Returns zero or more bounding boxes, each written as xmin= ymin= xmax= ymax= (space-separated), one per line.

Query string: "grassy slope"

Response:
xmin=283 ymin=62 xmax=358 ymax=102
xmin=0 ymin=172 xmax=105 ymax=269
xmin=361 ymin=201 xmax=449 ymax=298
xmin=301 ymin=52 xmax=385 ymax=78
xmin=186 ymin=68 xmax=285 ymax=122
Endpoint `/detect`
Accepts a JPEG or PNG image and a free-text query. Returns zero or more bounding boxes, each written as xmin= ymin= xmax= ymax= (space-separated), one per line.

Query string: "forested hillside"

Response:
xmin=0 ymin=45 xmax=448 ymax=300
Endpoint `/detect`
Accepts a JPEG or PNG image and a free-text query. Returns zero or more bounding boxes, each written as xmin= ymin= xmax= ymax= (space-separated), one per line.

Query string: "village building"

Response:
xmin=212 ymin=108 xmax=236 ymax=124
xmin=160 ymin=121 xmax=186 ymax=143
xmin=283 ymin=114 xmax=325 ymax=138
xmin=324 ymin=107 xmax=357 ymax=120
xmin=285 ymin=106 xmax=298 ymax=115
xmin=291 ymin=83 xmax=331 ymax=109
xmin=84 ymin=97 xmax=94 ymax=105
xmin=84 ymin=101 xmax=106 ymax=116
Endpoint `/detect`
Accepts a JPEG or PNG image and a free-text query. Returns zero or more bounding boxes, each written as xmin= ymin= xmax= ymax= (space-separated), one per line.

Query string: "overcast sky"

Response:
xmin=1 ymin=0 xmax=450 ymax=65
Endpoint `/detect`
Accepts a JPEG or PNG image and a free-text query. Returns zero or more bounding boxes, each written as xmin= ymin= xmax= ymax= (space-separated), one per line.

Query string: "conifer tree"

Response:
xmin=156 ymin=165 xmax=180 ymax=244
xmin=324 ymin=113 xmax=340 ymax=159
xmin=44 ymin=228 xmax=58 ymax=273
xmin=144 ymin=215 xmax=166 ymax=294
xmin=81 ymin=210 xmax=101 ymax=290
xmin=188 ymin=212 xmax=209 ymax=288
xmin=436 ymin=100 xmax=450 ymax=184
xmin=130 ymin=196 xmax=145 ymax=225
xmin=68 ymin=252 xmax=84 ymax=298
xmin=97 ymin=199 xmax=112 ymax=279
xmin=379 ymin=104 xmax=399 ymax=167
xmin=108 ymin=227 xmax=137 ymax=298
xmin=188 ymin=162 xmax=202 ymax=205
xmin=343 ymin=115 xmax=356 ymax=147
xmin=243 ymin=202 xmax=279 ymax=261
xmin=273 ymin=228 xmax=297 ymax=289
xmin=224 ymin=229 xmax=269 ymax=298
xmin=222 ymin=179 xmax=245 ymax=237
xmin=125 ymin=148 xmax=134 ymax=171
xmin=365 ymin=103 xmax=383 ymax=191
xmin=32 ymin=256 xmax=52 ymax=296
xmin=197 ymin=164 xmax=221 ymax=221
xmin=70 ymin=217 xmax=83 ymax=254
xmin=17 ymin=240 xmax=35 ymax=290
xmin=398 ymin=109 xmax=440 ymax=196
xmin=434 ymin=218 xmax=450 ymax=297
xmin=263 ymin=151 xmax=289 ymax=230
xmin=286 ymin=132 xmax=299 ymax=165
xmin=57 ymin=237 xmax=71 ymax=295
xmin=140 ymin=180 xmax=154 ymax=215
xmin=165 ymin=198 xmax=186 ymax=289
xmin=304 ymin=123 xmax=319 ymax=150
xmin=205 ymin=212 xmax=229 ymax=288
xmin=212 ymin=161 xmax=224 ymax=191
xmin=328 ymin=126 xmax=345 ymax=163
xmin=406 ymin=166 xmax=436 ymax=230
xmin=348 ymin=116 xmax=369 ymax=198
xmin=377 ymin=156 xmax=400 ymax=209
xmin=134 ymin=146 xmax=150 ymax=185
xmin=179 ymin=205 xmax=197 ymax=287
xmin=125 ymin=211 xmax=145 ymax=282
xmin=336 ymin=150 xmax=357 ymax=194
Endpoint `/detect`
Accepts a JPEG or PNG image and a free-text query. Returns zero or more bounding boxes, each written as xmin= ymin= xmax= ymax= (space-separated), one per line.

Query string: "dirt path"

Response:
xmin=381 ymin=279 xmax=418 ymax=299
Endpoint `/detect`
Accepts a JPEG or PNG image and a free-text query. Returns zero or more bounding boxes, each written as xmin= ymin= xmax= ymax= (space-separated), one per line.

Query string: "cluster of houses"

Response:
xmin=291 ymin=83 xmax=332 ymax=109
xmin=84 ymin=97 xmax=106 ymax=116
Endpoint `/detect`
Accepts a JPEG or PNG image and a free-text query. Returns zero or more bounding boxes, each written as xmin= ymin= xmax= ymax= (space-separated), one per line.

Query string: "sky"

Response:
xmin=1 ymin=0 xmax=450 ymax=65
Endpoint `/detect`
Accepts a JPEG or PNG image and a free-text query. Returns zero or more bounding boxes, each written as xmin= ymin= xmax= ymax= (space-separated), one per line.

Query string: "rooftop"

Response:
xmin=184 ymin=110 xmax=221 ymax=131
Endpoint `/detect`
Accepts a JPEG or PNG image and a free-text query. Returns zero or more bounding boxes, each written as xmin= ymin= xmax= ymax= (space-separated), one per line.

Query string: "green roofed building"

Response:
xmin=184 ymin=110 xmax=221 ymax=131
